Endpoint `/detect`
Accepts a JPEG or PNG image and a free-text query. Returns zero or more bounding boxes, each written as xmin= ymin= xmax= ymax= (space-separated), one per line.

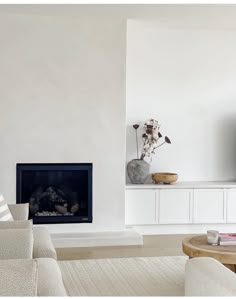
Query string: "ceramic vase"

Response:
xmin=127 ymin=159 xmax=150 ymax=184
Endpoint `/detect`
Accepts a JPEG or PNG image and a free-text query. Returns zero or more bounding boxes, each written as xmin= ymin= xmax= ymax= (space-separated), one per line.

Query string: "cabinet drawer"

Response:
xmin=159 ymin=189 xmax=192 ymax=224
xmin=125 ymin=190 xmax=156 ymax=225
xmin=193 ymin=189 xmax=225 ymax=223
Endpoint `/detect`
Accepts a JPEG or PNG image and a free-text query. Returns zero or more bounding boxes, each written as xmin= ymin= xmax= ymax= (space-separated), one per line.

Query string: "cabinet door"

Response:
xmin=193 ymin=189 xmax=225 ymax=223
xmin=159 ymin=189 xmax=192 ymax=224
xmin=226 ymin=190 xmax=236 ymax=223
xmin=125 ymin=190 xmax=156 ymax=225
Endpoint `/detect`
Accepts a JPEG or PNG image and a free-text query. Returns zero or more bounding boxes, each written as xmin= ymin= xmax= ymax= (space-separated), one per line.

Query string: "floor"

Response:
xmin=56 ymin=234 xmax=193 ymax=260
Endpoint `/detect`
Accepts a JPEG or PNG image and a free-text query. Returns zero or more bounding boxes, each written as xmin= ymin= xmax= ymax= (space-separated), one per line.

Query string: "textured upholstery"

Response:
xmin=0 ymin=258 xmax=67 ymax=296
xmin=0 ymin=229 xmax=33 ymax=260
xmin=37 ymin=258 xmax=67 ymax=296
xmin=0 ymin=259 xmax=38 ymax=296
xmin=33 ymin=226 xmax=57 ymax=260
xmin=8 ymin=203 xmax=29 ymax=221
xmin=0 ymin=195 xmax=13 ymax=221
xmin=0 ymin=219 xmax=32 ymax=229
xmin=185 ymin=257 xmax=236 ymax=296
xmin=7 ymin=204 xmax=56 ymax=259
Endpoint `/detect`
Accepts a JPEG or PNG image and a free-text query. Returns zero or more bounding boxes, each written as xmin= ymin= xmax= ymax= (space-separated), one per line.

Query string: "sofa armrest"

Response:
xmin=8 ymin=203 xmax=29 ymax=220
xmin=185 ymin=257 xmax=236 ymax=296
xmin=33 ymin=226 xmax=57 ymax=260
xmin=37 ymin=258 xmax=67 ymax=296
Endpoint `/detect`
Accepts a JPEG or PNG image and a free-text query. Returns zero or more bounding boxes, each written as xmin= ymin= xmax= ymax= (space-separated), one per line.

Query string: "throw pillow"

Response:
xmin=0 ymin=219 xmax=32 ymax=229
xmin=0 ymin=195 xmax=13 ymax=221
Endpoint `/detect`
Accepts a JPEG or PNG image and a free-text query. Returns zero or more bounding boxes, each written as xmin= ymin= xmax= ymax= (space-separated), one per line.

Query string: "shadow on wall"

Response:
xmin=126 ymin=124 xmax=139 ymax=157
xmin=218 ymin=116 xmax=236 ymax=181
xmin=126 ymin=125 xmax=135 ymax=184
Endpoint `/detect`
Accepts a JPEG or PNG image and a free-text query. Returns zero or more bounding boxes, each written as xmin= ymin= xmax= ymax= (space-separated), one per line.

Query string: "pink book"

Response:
xmin=219 ymin=233 xmax=236 ymax=242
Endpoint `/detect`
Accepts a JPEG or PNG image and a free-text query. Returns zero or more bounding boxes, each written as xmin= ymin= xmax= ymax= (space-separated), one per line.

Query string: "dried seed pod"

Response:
xmin=133 ymin=124 xmax=139 ymax=130
xmin=165 ymin=136 xmax=171 ymax=144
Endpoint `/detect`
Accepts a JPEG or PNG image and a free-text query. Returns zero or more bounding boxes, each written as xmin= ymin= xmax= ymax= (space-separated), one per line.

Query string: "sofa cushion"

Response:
xmin=0 ymin=195 xmax=13 ymax=221
xmin=0 ymin=259 xmax=38 ymax=296
xmin=0 ymin=229 xmax=33 ymax=259
xmin=0 ymin=219 xmax=32 ymax=229
xmin=37 ymin=258 xmax=67 ymax=296
xmin=8 ymin=203 xmax=29 ymax=221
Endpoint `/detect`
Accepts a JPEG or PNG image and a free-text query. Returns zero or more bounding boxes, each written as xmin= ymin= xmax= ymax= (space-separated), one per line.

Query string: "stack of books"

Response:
xmin=219 ymin=233 xmax=236 ymax=245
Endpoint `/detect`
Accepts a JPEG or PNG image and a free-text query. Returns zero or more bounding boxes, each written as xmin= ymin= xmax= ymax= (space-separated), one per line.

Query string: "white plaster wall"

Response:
xmin=0 ymin=14 xmax=126 ymax=232
xmin=126 ymin=20 xmax=236 ymax=182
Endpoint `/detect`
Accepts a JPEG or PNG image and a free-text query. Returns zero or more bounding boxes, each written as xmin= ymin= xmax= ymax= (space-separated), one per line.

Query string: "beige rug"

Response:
xmin=59 ymin=256 xmax=187 ymax=296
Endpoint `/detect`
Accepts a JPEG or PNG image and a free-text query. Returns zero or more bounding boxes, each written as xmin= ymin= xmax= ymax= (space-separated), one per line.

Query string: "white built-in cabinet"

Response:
xmin=193 ymin=189 xmax=225 ymax=224
xmin=125 ymin=182 xmax=236 ymax=226
xmin=159 ymin=189 xmax=192 ymax=224
xmin=125 ymin=189 xmax=156 ymax=225
xmin=226 ymin=190 xmax=236 ymax=223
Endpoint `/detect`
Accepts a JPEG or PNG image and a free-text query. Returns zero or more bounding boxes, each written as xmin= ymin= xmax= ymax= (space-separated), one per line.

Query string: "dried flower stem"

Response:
xmin=133 ymin=124 xmax=140 ymax=159
xmin=135 ymin=130 xmax=139 ymax=159
xmin=140 ymin=153 xmax=145 ymax=160
xmin=153 ymin=141 xmax=166 ymax=151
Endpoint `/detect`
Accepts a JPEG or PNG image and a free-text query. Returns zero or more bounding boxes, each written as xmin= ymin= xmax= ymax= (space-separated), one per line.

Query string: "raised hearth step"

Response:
xmin=51 ymin=230 xmax=143 ymax=248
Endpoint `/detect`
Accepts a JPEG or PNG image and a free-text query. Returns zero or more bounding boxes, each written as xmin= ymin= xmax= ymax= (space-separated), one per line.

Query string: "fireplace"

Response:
xmin=16 ymin=163 xmax=92 ymax=224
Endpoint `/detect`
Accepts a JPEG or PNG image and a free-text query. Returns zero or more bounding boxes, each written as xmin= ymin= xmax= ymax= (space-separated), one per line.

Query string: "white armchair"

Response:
xmin=185 ymin=257 xmax=236 ymax=296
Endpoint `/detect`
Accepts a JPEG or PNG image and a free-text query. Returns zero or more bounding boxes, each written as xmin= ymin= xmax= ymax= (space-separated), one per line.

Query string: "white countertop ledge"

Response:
xmin=126 ymin=181 xmax=236 ymax=189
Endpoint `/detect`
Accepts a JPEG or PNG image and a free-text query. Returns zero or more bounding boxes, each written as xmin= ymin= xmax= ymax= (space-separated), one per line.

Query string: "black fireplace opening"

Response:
xmin=16 ymin=163 xmax=92 ymax=224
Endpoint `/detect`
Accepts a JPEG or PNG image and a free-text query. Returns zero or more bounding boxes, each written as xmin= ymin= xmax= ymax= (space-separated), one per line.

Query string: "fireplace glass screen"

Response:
xmin=16 ymin=163 xmax=92 ymax=224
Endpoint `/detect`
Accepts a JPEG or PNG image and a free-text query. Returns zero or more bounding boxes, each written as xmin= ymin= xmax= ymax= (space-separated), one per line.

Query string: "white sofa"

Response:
xmin=185 ymin=257 xmax=236 ymax=296
xmin=0 ymin=204 xmax=67 ymax=296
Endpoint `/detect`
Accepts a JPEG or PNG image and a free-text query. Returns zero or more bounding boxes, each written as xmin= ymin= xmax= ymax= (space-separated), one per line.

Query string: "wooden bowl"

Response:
xmin=152 ymin=172 xmax=178 ymax=184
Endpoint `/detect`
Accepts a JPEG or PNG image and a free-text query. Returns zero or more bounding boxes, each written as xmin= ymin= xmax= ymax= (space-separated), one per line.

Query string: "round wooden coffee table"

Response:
xmin=182 ymin=234 xmax=236 ymax=272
